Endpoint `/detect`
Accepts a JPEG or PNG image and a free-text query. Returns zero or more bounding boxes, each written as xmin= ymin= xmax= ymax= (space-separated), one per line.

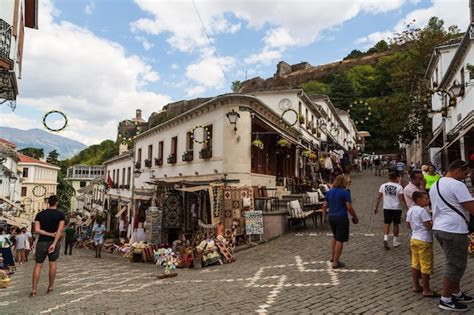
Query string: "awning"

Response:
xmin=425 ymin=126 xmax=443 ymax=149
xmin=0 ymin=196 xmax=22 ymax=211
xmin=135 ymin=195 xmax=152 ymax=201
xmin=446 ymin=125 xmax=474 ymax=149
xmin=115 ymin=205 xmax=128 ymax=218
xmin=4 ymin=217 xmax=28 ymax=228
xmin=177 ymin=185 xmax=209 ymax=193
xmin=83 ymin=218 xmax=92 ymax=226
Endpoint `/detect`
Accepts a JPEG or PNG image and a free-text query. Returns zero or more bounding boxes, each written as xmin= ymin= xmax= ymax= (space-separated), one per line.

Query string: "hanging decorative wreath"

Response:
xmin=347 ymin=100 xmax=372 ymax=125
xmin=42 ymin=110 xmax=68 ymax=132
xmin=280 ymin=108 xmax=298 ymax=127
xmin=21 ymin=197 xmax=32 ymax=206
xmin=32 ymin=185 xmax=47 ymax=197
xmin=191 ymin=125 xmax=210 ymax=144
xmin=118 ymin=119 xmax=141 ymax=142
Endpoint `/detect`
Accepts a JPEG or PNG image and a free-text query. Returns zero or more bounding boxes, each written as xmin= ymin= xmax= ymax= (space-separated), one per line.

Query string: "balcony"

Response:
xmin=167 ymin=154 xmax=177 ymax=164
xmin=154 ymin=158 xmax=163 ymax=166
xmin=199 ymin=148 xmax=212 ymax=159
xmin=0 ymin=19 xmax=12 ymax=64
xmin=182 ymin=151 xmax=193 ymax=162
xmin=144 ymin=159 xmax=152 ymax=168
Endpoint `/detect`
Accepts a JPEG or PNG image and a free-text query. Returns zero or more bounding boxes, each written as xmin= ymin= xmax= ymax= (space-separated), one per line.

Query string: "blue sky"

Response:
xmin=0 ymin=0 xmax=469 ymax=145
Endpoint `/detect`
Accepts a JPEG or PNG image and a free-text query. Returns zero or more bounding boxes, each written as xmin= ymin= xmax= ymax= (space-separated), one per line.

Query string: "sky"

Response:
xmin=0 ymin=0 xmax=470 ymax=146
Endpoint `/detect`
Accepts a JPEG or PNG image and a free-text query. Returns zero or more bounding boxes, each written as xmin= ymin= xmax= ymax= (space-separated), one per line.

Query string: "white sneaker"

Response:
xmin=393 ymin=238 xmax=401 ymax=247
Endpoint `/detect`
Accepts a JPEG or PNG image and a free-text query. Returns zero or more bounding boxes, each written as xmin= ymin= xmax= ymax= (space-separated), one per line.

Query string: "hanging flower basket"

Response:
xmin=302 ymin=149 xmax=317 ymax=160
xmin=277 ymin=138 xmax=290 ymax=148
xmin=311 ymin=127 xmax=317 ymax=134
xmin=252 ymin=139 xmax=264 ymax=150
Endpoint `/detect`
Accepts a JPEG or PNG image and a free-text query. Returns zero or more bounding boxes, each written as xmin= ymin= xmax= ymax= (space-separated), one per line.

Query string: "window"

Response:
xmin=204 ymin=125 xmax=213 ymax=149
xmin=22 ymin=167 xmax=28 ymax=178
xmin=122 ymin=168 xmax=126 ymax=185
xmin=107 ymin=170 xmax=110 ymax=180
xmin=298 ymin=102 xmax=302 ymax=124
xmin=137 ymin=148 xmax=142 ymax=164
xmin=305 ymin=108 xmax=308 ymax=125
xmin=80 ymin=181 xmax=86 ymax=188
xmin=158 ymin=141 xmax=164 ymax=161
xmin=113 ymin=169 xmax=116 ymax=183
xmin=117 ymin=169 xmax=120 ymax=185
xmin=21 ymin=187 xmax=27 ymax=197
xmin=461 ymin=67 xmax=465 ymax=87
xmin=148 ymin=144 xmax=153 ymax=161
xmin=171 ymin=136 xmax=178 ymax=155
xmin=127 ymin=167 xmax=131 ymax=186
xmin=186 ymin=131 xmax=194 ymax=151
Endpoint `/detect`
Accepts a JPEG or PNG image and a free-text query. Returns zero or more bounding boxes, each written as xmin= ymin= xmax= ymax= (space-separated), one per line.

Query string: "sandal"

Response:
xmin=29 ymin=292 xmax=37 ymax=298
xmin=332 ymin=261 xmax=346 ymax=269
xmin=47 ymin=288 xmax=53 ymax=294
xmin=423 ymin=291 xmax=441 ymax=298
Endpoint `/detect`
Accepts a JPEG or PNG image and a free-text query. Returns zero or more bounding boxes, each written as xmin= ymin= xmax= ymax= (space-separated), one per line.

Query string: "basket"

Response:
xmin=0 ymin=278 xmax=11 ymax=289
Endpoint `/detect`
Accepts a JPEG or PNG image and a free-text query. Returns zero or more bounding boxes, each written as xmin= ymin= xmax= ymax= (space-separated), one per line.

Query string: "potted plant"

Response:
xmin=252 ymin=139 xmax=264 ymax=150
xmin=298 ymin=115 xmax=305 ymax=124
xmin=467 ymin=63 xmax=474 ymax=80
xmin=167 ymin=154 xmax=177 ymax=164
xmin=200 ymin=147 xmax=212 ymax=159
xmin=134 ymin=161 xmax=141 ymax=169
xmin=154 ymin=157 xmax=163 ymax=166
xmin=144 ymin=159 xmax=152 ymax=168
xmin=311 ymin=127 xmax=317 ymax=134
xmin=277 ymin=138 xmax=290 ymax=147
xmin=182 ymin=151 xmax=193 ymax=162
xmin=302 ymin=149 xmax=317 ymax=160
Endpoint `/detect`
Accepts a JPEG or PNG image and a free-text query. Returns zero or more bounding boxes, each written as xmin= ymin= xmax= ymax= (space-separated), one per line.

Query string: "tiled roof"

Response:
xmin=17 ymin=153 xmax=60 ymax=169
xmin=0 ymin=138 xmax=16 ymax=148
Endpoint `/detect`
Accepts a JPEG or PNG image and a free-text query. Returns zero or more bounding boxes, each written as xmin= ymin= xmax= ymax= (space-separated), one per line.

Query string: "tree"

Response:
xmin=57 ymin=172 xmax=75 ymax=212
xmin=343 ymin=49 xmax=364 ymax=60
xmin=301 ymin=81 xmax=330 ymax=95
xmin=46 ymin=150 xmax=60 ymax=165
xmin=367 ymin=40 xmax=389 ymax=54
xmin=231 ymin=80 xmax=242 ymax=92
xmin=347 ymin=65 xmax=380 ymax=98
xmin=18 ymin=147 xmax=44 ymax=159
xmin=328 ymin=72 xmax=356 ymax=110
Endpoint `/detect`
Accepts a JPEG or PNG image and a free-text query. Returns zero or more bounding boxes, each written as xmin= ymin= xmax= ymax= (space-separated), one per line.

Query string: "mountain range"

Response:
xmin=0 ymin=127 xmax=86 ymax=159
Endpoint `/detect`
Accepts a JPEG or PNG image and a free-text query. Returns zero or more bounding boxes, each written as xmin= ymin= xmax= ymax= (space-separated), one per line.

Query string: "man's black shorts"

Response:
xmin=35 ymin=241 xmax=61 ymax=263
xmin=384 ymin=209 xmax=402 ymax=224
xmin=328 ymin=216 xmax=350 ymax=242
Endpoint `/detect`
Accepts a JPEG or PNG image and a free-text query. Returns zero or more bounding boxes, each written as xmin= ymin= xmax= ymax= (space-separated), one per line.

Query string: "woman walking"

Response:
xmin=423 ymin=165 xmax=441 ymax=194
xmin=322 ymin=175 xmax=359 ymax=268
xmin=92 ymin=218 xmax=106 ymax=258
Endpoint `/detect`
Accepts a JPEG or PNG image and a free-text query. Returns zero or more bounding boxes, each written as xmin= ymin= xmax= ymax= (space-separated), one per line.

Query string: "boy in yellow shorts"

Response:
xmin=406 ymin=191 xmax=439 ymax=297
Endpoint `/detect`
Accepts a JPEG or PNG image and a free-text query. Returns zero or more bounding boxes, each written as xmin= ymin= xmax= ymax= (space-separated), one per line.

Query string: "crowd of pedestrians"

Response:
xmin=322 ymin=158 xmax=474 ymax=312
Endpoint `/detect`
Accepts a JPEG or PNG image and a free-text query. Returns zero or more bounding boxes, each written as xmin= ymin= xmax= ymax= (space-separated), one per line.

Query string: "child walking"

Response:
xmin=374 ymin=172 xmax=408 ymax=249
xmin=406 ymin=191 xmax=439 ymax=297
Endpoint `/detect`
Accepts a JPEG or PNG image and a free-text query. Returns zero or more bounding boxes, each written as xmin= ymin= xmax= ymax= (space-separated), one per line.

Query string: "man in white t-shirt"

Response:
xmin=404 ymin=170 xmax=426 ymax=208
xmin=429 ymin=160 xmax=474 ymax=312
xmin=374 ymin=172 xmax=408 ymax=249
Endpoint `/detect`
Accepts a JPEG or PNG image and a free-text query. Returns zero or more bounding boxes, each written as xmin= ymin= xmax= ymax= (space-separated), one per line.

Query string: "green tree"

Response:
xmin=301 ymin=81 xmax=330 ymax=95
xmin=328 ymin=72 xmax=355 ymax=110
xmin=347 ymin=65 xmax=380 ymax=98
xmin=343 ymin=49 xmax=364 ymax=60
xmin=231 ymin=80 xmax=242 ymax=92
xmin=18 ymin=147 xmax=44 ymax=159
xmin=57 ymin=172 xmax=75 ymax=212
xmin=46 ymin=150 xmax=60 ymax=165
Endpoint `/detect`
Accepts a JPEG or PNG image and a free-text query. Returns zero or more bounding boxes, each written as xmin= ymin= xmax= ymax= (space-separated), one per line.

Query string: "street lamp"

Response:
xmin=226 ymin=109 xmax=240 ymax=132
xmin=449 ymin=80 xmax=465 ymax=98
xmin=8 ymin=175 xmax=17 ymax=183
xmin=134 ymin=169 xmax=142 ymax=179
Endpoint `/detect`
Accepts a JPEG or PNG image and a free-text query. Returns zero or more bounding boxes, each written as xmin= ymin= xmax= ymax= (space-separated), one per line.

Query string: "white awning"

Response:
xmin=425 ymin=126 xmax=443 ymax=149
xmin=0 ymin=196 xmax=22 ymax=211
xmin=446 ymin=126 xmax=473 ymax=149
xmin=177 ymin=185 xmax=209 ymax=192
xmin=115 ymin=205 xmax=128 ymax=218
xmin=4 ymin=217 xmax=28 ymax=228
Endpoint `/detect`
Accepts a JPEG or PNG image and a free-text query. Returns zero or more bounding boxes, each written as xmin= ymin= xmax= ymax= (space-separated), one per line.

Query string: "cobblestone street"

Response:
xmin=2 ymin=172 xmax=473 ymax=314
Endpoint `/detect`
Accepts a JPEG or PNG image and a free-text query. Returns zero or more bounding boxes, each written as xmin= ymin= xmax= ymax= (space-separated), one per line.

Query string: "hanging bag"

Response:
xmin=436 ymin=180 xmax=474 ymax=233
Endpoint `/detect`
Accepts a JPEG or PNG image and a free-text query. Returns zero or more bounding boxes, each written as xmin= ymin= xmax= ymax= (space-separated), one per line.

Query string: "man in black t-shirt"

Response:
xmin=31 ymin=195 xmax=65 ymax=297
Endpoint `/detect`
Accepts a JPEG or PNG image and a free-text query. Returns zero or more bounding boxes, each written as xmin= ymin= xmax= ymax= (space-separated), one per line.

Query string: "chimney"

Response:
xmin=118 ymin=142 xmax=128 ymax=155
xmin=136 ymin=109 xmax=142 ymax=120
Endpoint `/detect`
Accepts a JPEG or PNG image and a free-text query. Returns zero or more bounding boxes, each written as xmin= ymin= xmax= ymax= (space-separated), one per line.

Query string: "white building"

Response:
xmin=17 ymin=153 xmax=60 ymax=219
xmin=425 ymin=6 xmax=474 ymax=169
xmin=65 ymin=165 xmax=104 ymax=212
xmin=0 ymin=0 xmax=38 ymax=105
xmin=0 ymin=139 xmax=22 ymax=219
xmin=103 ymin=151 xmax=133 ymax=235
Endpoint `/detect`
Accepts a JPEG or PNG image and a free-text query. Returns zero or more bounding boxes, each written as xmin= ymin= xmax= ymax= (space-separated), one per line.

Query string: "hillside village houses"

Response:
xmin=92 ymin=88 xmax=362 ymax=244
xmin=407 ymin=8 xmax=474 ymax=172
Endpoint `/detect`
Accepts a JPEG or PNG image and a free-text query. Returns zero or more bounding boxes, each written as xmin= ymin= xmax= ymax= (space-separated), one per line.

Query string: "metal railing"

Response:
xmin=0 ymin=19 xmax=12 ymax=61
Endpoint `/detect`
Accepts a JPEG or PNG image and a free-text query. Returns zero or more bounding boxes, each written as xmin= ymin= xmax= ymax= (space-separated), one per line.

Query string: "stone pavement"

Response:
xmin=2 ymin=171 xmax=473 ymax=314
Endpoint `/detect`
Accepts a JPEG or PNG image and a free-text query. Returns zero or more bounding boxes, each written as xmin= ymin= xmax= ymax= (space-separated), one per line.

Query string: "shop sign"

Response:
xmin=146 ymin=207 xmax=162 ymax=244
xmin=244 ymin=210 xmax=264 ymax=235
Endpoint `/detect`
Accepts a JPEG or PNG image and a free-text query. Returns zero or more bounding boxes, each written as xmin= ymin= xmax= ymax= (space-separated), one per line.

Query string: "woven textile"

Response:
xmin=163 ymin=192 xmax=183 ymax=229
xmin=208 ymin=184 xmax=224 ymax=225
xmin=222 ymin=186 xmax=253 ymax=238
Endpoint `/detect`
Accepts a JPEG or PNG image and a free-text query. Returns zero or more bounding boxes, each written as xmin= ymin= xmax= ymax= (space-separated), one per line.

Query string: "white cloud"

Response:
xmin=12 ymin=0 xmax=172 ymax=145
xmin=356 ymin=0 xmax=469 ymax=48
xmin=185 ymin=55 xmax=235 ymax=88
xmin=244 ymin=49 xmax=284 ymax=66
xmin=0 ymin=113 xmax=41 ymax=131
xmin=132 ymin=0 xmax=411 ymax=54
xmin=135 ymin=36 xmax=154 ymax=50
xmin=171 ymin=64 xmax=179 ymax=70
xmin=185 ymin=85 xmax=207 ymax=97
xmin=85 ymin=1 xmax=95 ymax=15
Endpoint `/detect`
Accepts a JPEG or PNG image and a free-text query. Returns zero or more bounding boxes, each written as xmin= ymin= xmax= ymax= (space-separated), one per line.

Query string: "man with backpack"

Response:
xmin=429 ymin=160 xmax=474 ymax=312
